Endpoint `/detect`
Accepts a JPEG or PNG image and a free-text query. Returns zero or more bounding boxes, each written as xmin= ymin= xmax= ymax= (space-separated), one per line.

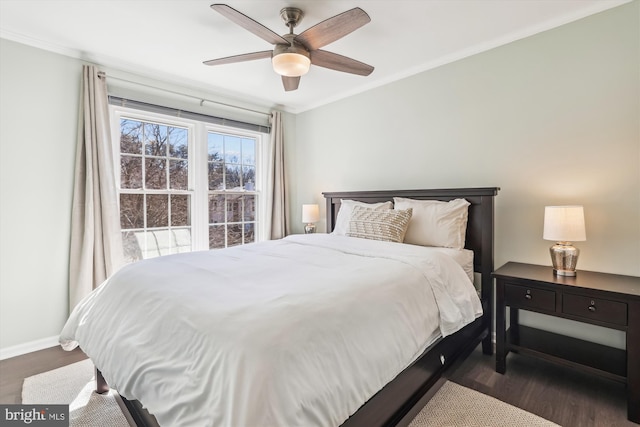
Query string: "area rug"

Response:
xmin=409 ymin=381 xmax=560 ymax=427
xmin=23 ymin=361 xmax=560 ymax=427
xmin=21 ymin=359 xmax=131 ymax=427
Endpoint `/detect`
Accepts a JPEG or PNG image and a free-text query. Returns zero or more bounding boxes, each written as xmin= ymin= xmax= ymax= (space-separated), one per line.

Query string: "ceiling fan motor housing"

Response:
xmin=280 ymin=7 xmax=304 ymax=29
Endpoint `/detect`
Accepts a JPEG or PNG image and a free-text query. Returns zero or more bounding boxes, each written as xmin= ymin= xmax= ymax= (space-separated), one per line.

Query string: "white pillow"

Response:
xmin=393 ymin=197 xmax=470 ymax=249
xmin=332 ymin=199 xmax=393 ymax=235
xmin=346 ymin=206 xmax=413 ymax=243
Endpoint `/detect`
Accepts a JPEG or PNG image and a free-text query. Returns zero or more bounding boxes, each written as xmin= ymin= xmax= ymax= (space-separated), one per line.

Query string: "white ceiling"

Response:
xmin=0 ymin=0 xmax=629 ymax=113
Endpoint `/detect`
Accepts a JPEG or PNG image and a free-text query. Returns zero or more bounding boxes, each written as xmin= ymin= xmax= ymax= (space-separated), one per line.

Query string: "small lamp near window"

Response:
xmin=302 ymin=204 xmax=320 ymax=234
xmin=543 ymin=206 xmax=586 ymax=276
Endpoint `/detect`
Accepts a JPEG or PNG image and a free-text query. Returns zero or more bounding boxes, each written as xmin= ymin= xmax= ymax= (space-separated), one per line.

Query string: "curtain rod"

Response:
xmin=98 ymin=72 xmax=271 ymax=117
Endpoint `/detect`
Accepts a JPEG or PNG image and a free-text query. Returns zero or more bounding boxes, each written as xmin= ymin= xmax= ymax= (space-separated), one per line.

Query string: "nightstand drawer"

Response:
xmin=504 ymin=284 xmax=555 ymax=311
xmin=562 ymin=294 xmax=627 ymax=326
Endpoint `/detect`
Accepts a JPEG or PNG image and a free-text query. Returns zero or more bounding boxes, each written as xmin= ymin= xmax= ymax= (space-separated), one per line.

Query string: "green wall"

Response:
xmin=290 ymin=2 xmax=639 ymax=347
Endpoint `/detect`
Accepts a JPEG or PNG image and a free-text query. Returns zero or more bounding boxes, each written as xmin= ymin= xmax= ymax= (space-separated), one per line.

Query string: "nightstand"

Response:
xmin=493 ymin=262 xmax=640 ymax=424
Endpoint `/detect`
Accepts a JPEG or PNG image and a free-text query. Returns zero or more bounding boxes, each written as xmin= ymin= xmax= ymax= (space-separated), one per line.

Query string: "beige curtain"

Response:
xmin=267 ymin=111 xmax=289 ymax=239
xmin=69 ymin=65 xmax=123 ymax=309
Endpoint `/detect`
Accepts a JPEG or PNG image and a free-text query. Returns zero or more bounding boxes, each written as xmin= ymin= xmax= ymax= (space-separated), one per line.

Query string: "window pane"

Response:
xmin=121 ymin=156 xmax=142 ymax=189
xmin=136 ymin=232 xmax=155 ymax=259
xmin=121 ymin=119 xmax=142 ymax=154
xmin=149 ymin=228 xmax=172 ymax=257
xmin=226 ymin=164 xmax=241 ymax=189
xmin=208 ymin=162 xmax=223 ymax=190
xmin=209 ymin=194 xmax=225 ymax=224
xmin=243 ymin=195 xmax=256 ymax=221
xmin=242 ymin=138 xmax=255 ymax=165
xmin=122 ymin=231 xmax=143 ymax=263
xmin=145 ymin=123 xmax=167 ymax=156
xmin=146 ymin=194 xmax=168 ymax=228
xmin=171 ymin=195 xmax=190 ymax=227
xmin=169 ymin=160 xmax=188 ymax=190
xmin=227 ymin=224 xmax=242 ymax=247
xmin=169 ymin=127 xmax=188 ymax=159
xmin=224 ymin=136 xmax=241 ymax=164
xmin=145 ymin=158 xmax=167 ymax=189
xmin=172 ymin=228 xmax=192 ymax=253
xmin=227 ymin=194 xmax=241 ymax=223
xmin=120 ymin=194 xmax=144 ymax=229
xmin=209 ymin=225 xmax=225 ymax=249
xmin=243 ymin=223 xmax=255 ymax=244
xmin=242 ymin=165 xmax=255 ymax=190
xmin=208 ymin=133 xmax=223 ymax=161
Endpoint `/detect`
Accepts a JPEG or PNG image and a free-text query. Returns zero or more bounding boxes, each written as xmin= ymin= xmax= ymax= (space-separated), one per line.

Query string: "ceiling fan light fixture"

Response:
xmin=272 ymin=52 xmax=310 ymax=77
xmin=206 ymin=4 xmax=374 ymax=90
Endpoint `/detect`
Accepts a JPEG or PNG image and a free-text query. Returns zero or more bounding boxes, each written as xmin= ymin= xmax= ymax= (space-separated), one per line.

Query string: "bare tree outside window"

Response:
xmin=119 ymin=118 xmax=191 ymax=262
xmin=208 ymin=132 xmax=257 ymax=248
xmin=116 ymin=113 xmax=261 ymax=263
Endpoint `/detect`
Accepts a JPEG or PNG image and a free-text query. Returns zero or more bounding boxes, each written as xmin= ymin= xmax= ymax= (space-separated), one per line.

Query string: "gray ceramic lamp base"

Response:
xmin=549 ymin=242 xmax=580 ymax=276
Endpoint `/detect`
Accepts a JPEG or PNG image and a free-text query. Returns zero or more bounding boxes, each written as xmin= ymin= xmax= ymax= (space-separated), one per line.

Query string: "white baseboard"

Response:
xmin=0 ymin=335 xmax=60 ymax=360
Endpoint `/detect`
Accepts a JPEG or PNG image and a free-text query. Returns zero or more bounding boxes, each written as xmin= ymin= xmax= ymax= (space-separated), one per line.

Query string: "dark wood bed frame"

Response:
xmin=105 ymin=187 xmax=500 ymax=427
xmin=325 ymin=187 xmax=499 ymax=427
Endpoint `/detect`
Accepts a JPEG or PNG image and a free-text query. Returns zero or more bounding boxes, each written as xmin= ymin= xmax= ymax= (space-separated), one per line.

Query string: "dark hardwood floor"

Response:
xmin=448 ymin=345 xmax=635 ymax=427
xmin=0 ymin=343 xmax=635 ymax=426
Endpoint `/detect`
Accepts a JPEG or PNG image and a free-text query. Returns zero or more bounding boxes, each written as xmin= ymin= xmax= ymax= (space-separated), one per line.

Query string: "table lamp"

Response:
xmin=302 ymin=204 xmax=319 ymax=234
xmin=543 ymin=206 xmax=586 ymax=276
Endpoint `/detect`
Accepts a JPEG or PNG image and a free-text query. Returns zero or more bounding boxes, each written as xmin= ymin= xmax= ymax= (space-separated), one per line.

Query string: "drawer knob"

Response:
xmin=525 ymin=294 xmax=532 ymax=300
xmin=588 ymin=305 xmax=596 ymax=312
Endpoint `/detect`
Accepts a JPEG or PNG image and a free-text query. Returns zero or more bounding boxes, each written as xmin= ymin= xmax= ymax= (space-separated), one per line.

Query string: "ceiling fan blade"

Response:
xmin=310 ymin=50 xmax=374 ymax=76
xmin=211 ymin=4 xmax=289 ymax=46
xmin=282 ymin=76 xmax=300 ymax=91
xmin=295 ymin=8 xmax=371 ymax=50
xmin=203 ymin=50 xmax=272 ymax=66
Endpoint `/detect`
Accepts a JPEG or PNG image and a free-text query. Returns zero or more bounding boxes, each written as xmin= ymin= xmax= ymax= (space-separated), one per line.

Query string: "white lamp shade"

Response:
xmin=543 ymin=206 xmax=586 ymax=242
xmin=302 ymin=204 xmax=320 ymax=223
xmin=272 ymin=53 xmax=311 ymax=77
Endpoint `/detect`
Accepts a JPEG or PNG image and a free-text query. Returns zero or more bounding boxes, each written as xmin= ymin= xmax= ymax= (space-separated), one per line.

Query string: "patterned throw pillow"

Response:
xmin=347 ymin=206 xmax=413 ymax=243
xmin=332 ymin=200 xmax=393 ymax=235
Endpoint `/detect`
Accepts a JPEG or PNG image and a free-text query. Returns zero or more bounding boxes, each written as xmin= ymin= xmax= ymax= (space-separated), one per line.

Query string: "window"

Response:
xmin=111 ymin=106 xmax=266 ymax=263
xmin=207 ymin=132 xmax=257 ymax=248
xmin=118 ymin=119 xmax=191 ymax=262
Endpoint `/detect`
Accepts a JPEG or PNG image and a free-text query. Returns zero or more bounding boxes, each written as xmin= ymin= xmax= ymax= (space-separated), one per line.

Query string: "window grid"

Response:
xmin=113 ymin=107 xmax=265 ymax=263
xmin=207 ymin=131 xmax=257 ymax=249
xmin=119 ymin=117 xmax=193 ymax=261
xmin=208 ymin=193 xmax=257 ymax=248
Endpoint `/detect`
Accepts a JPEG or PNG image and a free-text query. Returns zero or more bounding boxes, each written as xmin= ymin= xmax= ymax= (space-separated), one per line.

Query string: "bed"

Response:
xmin=60 ymin=187 xmax=499 ymax=427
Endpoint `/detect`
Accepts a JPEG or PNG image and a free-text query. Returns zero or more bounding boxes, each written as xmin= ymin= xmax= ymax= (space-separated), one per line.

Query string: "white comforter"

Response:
xmin=60 ymin=234 xmax=481 ymax=427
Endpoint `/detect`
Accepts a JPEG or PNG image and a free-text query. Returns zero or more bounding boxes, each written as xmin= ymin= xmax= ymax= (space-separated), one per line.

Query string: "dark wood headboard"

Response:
xmin=322 ymin=187 xmax=500 ymax=306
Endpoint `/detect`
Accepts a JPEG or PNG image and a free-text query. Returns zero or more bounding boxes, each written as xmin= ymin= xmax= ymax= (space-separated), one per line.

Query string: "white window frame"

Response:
xmin=110 ymin=105 xmax=268 ymax=257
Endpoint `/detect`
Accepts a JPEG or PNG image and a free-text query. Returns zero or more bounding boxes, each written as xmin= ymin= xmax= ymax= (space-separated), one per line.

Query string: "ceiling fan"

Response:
xmin=203 ymin=4 xmax=374 ymax=92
